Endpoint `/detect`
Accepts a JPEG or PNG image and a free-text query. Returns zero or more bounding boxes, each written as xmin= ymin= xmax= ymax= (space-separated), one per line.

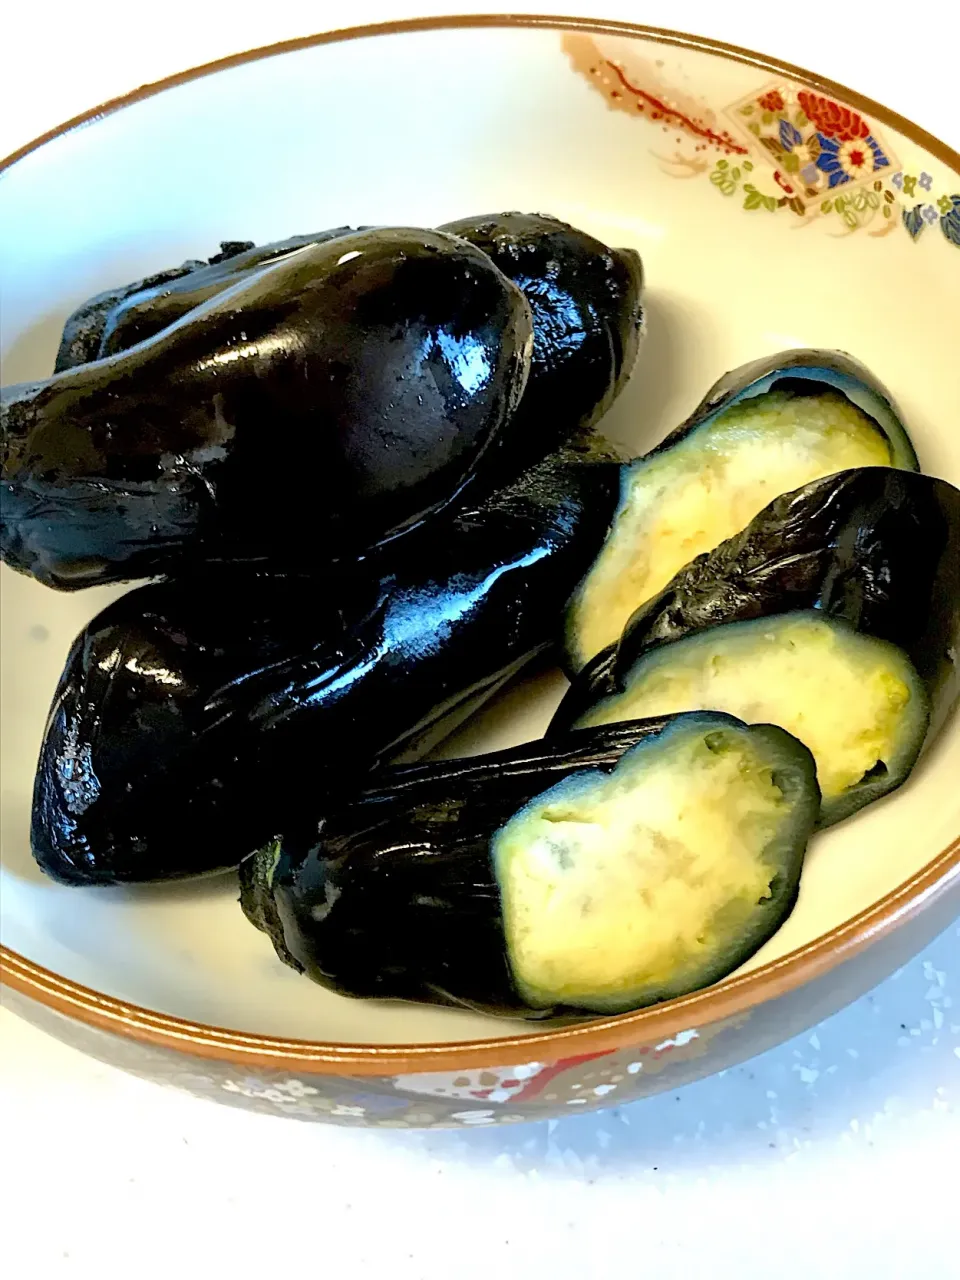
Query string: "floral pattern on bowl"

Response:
xmin=564 ymin=34 xmax=960 ymax=246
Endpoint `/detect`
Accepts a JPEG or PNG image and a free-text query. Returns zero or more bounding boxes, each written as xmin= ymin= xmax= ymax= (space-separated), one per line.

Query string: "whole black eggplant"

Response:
xmin=64 ymin=230 xmax=363 ymax=369
xmin=440 ymin=213 xmax=644 ymax=459
xmin=55 ymin=212 xmax=645 ymax=465
xmin=240 ymin=713 xmax=819 ymax=1017
xmin=32 ymin=442 xmax=622 ymax=885
xmin=2 ymin=227 xmax=532 ymax=590
xmin=55 ymin=254 xmax=222 ymax=373
xmin=554 ymin=468 xmax=960 ymax=824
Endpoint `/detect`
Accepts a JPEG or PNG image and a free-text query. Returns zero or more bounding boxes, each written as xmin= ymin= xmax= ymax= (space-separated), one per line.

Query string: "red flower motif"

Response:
xmin=797 ymin=90 xmax=870 ymax=142
xmin=757 ymin=89 xmax=785 ymax=112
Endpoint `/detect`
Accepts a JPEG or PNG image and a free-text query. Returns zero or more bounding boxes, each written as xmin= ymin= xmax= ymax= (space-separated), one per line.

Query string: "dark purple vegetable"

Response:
xmin=32 ymin=443 xmax=622 ymax=885
xmin=54 ymin=230 xmax=366 ymax=371
xmin=554 ymin=467 xmax=960 ymax=825
xmin=440 ymin=212 xmax=644 ymax=461
xmin=563 ymin=348 xmax=920 ymax=673
xmin=2 ymin=227 xmax=533 ymax=589
xmin=240 ymin=713 xmax=819 ymax=1017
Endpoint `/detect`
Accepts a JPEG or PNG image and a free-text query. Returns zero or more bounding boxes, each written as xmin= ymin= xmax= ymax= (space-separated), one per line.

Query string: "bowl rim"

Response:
xmin=1 ymin=12 xmax=958 ymax=1077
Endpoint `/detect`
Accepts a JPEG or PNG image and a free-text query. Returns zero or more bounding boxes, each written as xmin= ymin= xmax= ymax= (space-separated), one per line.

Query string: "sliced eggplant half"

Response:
xmin=32 ymin=444 xmax=621 ymax=885
xmin=563 ymin=349 xmax=920 ymax=672
xmin=610 ymin=467 xmax=960 ymax=740
xmin=241 ymin=712 xmax=820 ymax=1018
xmin=559 ymin=612 xmax=930 ymax=828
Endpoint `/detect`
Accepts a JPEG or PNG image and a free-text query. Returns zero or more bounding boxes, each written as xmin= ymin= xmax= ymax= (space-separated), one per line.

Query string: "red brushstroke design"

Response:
xmin=604 ymin=60 xmax=748 ymax=154
xmin=773 ymin=169 xmax=795 ymax=195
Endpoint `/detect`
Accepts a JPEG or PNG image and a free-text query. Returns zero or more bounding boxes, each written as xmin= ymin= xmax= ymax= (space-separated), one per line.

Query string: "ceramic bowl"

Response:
xmin=2 ymin=15 xmax=958 ymax=1129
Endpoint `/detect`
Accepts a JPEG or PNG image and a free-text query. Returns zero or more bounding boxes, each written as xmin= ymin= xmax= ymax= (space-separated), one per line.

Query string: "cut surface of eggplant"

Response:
xmin=563 ymin=349 xmax=920 ymax=672
xmin=564 ymin=612 xmax=929 ymax=827
xmin=612 ymin=467 xmax=960 ymax=739
xmin=241 ymin=713 xmax=819 ymax=1017
xmin=3 ymin=227 xmax=532 ymax=590
xmin=32 ymin=445 xmax=621 ymax=885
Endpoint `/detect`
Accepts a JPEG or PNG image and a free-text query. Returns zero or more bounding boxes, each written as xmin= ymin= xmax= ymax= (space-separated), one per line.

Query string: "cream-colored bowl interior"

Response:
xmin=1 ymin=23 xmax=958 ymax=1044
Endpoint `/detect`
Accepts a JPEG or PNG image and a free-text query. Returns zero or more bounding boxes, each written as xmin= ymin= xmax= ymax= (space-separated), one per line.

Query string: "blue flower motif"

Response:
xmin=779 ymin=119 xmax=803 ymax=150
xmin=816 ymin=135 xmax=851 ymax=188
xmin=922 ymin=204 xmax=939 ymax=225
xmin=919 ymin=172 xmax=933 ymax=191
xmin=891 ymin=171 xmax=904 ymax=190
xmin=815 ymin=133 xmax=890 ymax=188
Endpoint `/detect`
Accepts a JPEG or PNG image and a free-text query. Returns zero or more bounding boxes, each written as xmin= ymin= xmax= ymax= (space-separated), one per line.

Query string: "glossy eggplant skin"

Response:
xmin=239 ymin=713 xmax=818 ymax=1018
xmin=31 ymin=445 xmax=622 ymax=885
xmin=58 ymin=216 xmax=645 ymax=461
xmin=647 ymin=348 xmax=919 ymax=470
xmin=554 ymin=468 xmax=960 ymax=738
xmin=54 ymin=230 xmax=363 ymax=371
xmin=239 ymin=719 xmax=694 ymax=1017
xmin=2 ymin=228 xmax=533 ymax=590
xmin=440 ymin=213 xmax=645 ymax=460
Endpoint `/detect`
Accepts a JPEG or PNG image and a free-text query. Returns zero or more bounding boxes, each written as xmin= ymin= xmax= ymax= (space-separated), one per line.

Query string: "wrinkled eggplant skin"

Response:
xmin=2 ymin=228 xmax=533 ymax=590
xmin=239 ymin=719 xmax=674 ymax=1018
xmin=440 ymin=213 xmax=645 ymax=461
xmin=54 ymin=257 xmax=223 ymax=373
xmin=552 ymin=468 xmax=960 ymax=734
xmin=647 ymin=348 xmax=919 ymax=471
xmin=60 ymin=230 xmax=362 ymax=368
xmin=32 ymin=447 xmax=622 ymax=885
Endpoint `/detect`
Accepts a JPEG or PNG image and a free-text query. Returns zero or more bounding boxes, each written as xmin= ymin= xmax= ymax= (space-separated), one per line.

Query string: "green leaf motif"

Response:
xmin=783 ymin=153 xmax=800 ymax=174
xmin=761 ymin=111 xmax=774 ymax=124
xmin=866 ymin=192 xmax=880 ymax=210
xmin=744 ymin=191 xmax=764 ymax=210
xmin=740 ymin=105 xmax=755 ymax=115
xmin=717 ymin=159 xmax=729 ymax=170
xmin=821 ymin=200 xmax=833 ymax=213
xmin=743 ymin=160 xmax=754 ymax=171
xmin=796 ymin=111 xmax=808 ymax=127
xmin=842 ymin=209 xmax=859 ymax=229
xmin=730 ymin=167 xmax=742 ymax=181
xmin=748 ymin=122 xmax=762 ymax=136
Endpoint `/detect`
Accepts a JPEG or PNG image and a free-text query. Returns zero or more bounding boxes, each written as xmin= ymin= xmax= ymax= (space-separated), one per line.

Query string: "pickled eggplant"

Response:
xmin=564 ymin=349 xmax=920 ymax=672
xmin=54 ymin=229 xmax=362 ymax=370
xmin=440 ymin=213 xmax=644 ymax=459
xmin=31 ymin=444 xmax=622 ymax=885
xmin=56 ymin=213 xmax=645 ymax=463
xmin=2 ymin=227 xmax=533 ymax=590
xmin=558 ymin=612 xmax=930 ymax=827
xmin=240 ymin=712 xmax=820 ymax=1017
xmin=603 ymin=468 xmax=960 ymax=737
